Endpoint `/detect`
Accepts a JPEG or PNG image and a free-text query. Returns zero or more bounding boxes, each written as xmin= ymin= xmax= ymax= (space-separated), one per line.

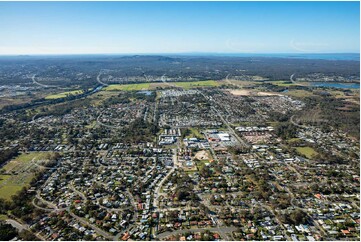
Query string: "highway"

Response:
xmin=32 ymin=74 xmax=49 ymax=88
xmin=290 ymin=73 xmax=307 ymax=87
xmin=96 ymin=72 xmax=109 ymax=86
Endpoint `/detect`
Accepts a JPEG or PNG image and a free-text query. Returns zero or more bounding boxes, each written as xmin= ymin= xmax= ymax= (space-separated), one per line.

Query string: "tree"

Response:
xmin=19 ymin=230 xmax=38 ymax=241
xmin=275 ymin=122 xmax=297 ymax=139
xmin=290 ymin=209 xmax=308 ymax=225
xmin=0 ymin=222 xmax=18 ymax=240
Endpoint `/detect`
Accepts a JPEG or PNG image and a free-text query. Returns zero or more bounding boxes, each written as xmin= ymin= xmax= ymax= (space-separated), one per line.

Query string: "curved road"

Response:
xmin=96 ymin=111 xmax=123 ymax=130
xmin=97 ymin=72 xmax=109 ymax=86
xmin=32 ymin=74 xmax=63 ymax=88
xmin=290 ymin=73 xmax=307 ymax=87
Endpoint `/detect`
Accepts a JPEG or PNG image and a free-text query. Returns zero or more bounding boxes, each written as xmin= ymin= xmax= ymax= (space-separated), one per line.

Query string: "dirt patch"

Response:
xmin=227 ymin=89 xmax=254 ymax=96
xmin=194 ymin=150 xmax=211 ymax=160
xmin=227 ymin=89 xmax=283 ymax=97
xmin=257 ymin=92 xmax=283 ymax=96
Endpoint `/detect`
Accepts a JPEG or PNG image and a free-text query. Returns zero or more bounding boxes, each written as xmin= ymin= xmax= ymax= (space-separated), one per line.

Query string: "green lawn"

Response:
xmin=295 ymin=147 xmax=318 ymax=159
xmin=0 ymin=152 xmax=50 ymax=200
xmin=45 ymin=89 xmax=84 ymax=99
xmin=16 ymin=152 xmax=49 ymax=163
xmin=0 ymin=175 xmax=11 ymax=183
xmin=0 ymin=214 xmax=8 ymax=220
xmin=104 ymin=83 xmax=150 ymax=91
xmin=0 ymin=186 xmax=24 ymax=200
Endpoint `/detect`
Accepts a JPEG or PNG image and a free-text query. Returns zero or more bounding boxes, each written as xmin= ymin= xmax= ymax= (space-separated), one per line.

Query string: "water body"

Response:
xmin=187 ymin=53 xmax=360 ymax=61
xmin=137 ymin=90 xmax=153 ymax=96
xmin=275 ymin=53 xmax=360 ymax=61
xmin=309 ymin=82 xmax=360 ymax=89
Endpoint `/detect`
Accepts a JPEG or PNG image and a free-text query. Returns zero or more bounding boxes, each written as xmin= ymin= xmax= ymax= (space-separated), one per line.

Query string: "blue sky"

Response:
xmin=0 ymin=1 xmax=359 ymax=54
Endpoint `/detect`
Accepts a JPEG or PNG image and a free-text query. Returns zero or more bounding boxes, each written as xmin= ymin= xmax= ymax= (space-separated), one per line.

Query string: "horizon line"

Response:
xmin=0 ymin=52 xmax=360 ymax=57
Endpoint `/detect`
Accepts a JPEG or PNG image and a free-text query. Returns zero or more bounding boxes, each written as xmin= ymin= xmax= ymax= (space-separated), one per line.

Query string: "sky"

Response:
xmin=0 ymin=1 xmax=359 ymax=55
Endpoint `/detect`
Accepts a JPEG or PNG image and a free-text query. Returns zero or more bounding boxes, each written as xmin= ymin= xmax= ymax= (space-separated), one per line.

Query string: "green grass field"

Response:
xmin=45 ymin=89 xmax=84 ymax=99
xmin=0 ymin=175 xmax=11 ymax=182
xmin=0 ymin=152 xmax=50 ymax=200
xmin=295 ymin=147 xmax=317 ymax=159
xmin=269 ymin=81 xmax=297 ymax=87
xmin=288 ymin=138 xmax=301 ymax=143
xmin=104 ymin=83 xmax=151 ymax=91
xmin=173 ymin=80 xmax=219 ymax=89
xmin=0 ymin=186 xmax=24 ymax=200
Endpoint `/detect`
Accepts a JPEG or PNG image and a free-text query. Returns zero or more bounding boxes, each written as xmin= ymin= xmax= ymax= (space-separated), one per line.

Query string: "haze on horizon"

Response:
xmin=0 ymin=1 xmax=359 ymax=55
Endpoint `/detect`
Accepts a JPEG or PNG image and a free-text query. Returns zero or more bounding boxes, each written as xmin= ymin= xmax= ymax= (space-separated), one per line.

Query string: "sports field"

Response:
xmin=295 ymin=147 xmax=317 ymax=159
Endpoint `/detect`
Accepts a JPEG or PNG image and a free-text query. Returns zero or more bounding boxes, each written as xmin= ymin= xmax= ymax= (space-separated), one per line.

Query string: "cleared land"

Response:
xmin=45 ymin=89 xmax=84 ymax=99
xmin=227 ymin=89 xmax=283 ymax=96
xmin=194 ymin=150 xmax=211 ymax=161
xmin=295 ymin=147 xmax=318 ymax=159
xmin=0 ymin=152 xmax=50 ymax=200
